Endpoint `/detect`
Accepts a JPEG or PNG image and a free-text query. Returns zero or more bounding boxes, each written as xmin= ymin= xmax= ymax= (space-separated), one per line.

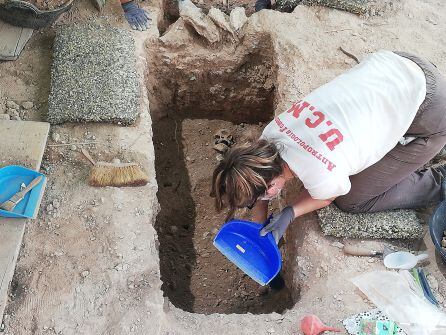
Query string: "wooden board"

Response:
xmin=0 ymin=120 xmax=49 ymax=322
xmin=0 ymin=19 xmax=33 ymax=61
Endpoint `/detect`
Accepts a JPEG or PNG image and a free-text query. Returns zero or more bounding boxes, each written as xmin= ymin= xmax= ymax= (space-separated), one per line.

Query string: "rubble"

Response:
xmin=179 ymin=0 xmax=221 ymax=43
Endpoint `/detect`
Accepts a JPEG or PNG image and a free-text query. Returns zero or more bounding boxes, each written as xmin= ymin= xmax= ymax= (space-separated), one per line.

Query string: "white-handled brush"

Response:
xmin=0 ymin=176 xmax=43 ymax=212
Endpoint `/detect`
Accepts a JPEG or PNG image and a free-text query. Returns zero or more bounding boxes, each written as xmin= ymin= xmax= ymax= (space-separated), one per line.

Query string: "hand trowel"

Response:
xmin=342 ymin=244 xmax=395 ymax=258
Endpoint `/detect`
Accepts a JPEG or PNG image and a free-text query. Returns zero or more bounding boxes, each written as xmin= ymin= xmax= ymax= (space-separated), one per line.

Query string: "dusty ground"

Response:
xmin=1 ymin=0 xmax=446 ymax=334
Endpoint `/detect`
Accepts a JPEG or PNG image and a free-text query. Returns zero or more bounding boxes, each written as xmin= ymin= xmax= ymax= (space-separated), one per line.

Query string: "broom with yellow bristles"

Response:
xmin=81 ymin=149 xmax=149 ymax=187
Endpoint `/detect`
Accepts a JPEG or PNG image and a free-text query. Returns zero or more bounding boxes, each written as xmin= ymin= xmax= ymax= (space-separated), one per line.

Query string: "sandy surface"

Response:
xmin=0 ymin=0 xmax=446 ymax=334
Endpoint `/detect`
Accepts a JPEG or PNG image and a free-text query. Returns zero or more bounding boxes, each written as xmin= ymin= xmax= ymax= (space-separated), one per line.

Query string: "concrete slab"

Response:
xmin=47 ymin=24 xmax=140 ymax=125
xmin=0 ymin=20 xmax=33 ymax=61
xmin=0 ymin=120 xmax=50 ymax=322
xmin=318 ymin=204 xmax=424 ymax=239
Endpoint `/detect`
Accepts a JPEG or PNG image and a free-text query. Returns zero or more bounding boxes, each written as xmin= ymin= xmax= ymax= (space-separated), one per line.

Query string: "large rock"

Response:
xmin=208 ymin=7 xmax=237 ymax=40
xmin=318 ymin=204 xmax=424 ymax=239
xmin=229 ymin=7 xmax=248 ymax=31
xmin=179 ymin=0 xmax=221 ymax=43
xmin=47 ymin=24 xmax=139 ymax=125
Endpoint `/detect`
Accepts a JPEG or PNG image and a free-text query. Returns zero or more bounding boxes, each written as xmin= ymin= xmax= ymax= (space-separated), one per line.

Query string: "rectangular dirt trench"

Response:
xmin=147 ymin=36 xmax=298 ymax=314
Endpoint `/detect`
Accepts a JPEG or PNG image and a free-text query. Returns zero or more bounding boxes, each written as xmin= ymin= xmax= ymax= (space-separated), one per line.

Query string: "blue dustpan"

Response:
xmin=213 ymin=219 xmax=282 ymax=286
xmin=0 ymin=165 xmax=46 ymax=219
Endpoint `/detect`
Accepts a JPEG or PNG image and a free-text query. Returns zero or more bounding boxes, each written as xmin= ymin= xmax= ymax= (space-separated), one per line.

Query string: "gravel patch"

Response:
xmin=276 ymin=0 xmax=398 ymax=15
xmin=48 ymin=24 xmax=139 ymax=125
xmin=318 ymin=204 xmax=424 ymax=239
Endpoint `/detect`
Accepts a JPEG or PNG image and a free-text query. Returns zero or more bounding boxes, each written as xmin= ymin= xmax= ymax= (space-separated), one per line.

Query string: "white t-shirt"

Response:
xmin=262 ymin=50 xmax=427 ymax=200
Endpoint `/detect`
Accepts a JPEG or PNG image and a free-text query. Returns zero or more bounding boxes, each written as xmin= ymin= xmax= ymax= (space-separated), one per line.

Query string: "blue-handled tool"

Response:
xmin=213 ymin=219 xmax=282 ymax=286
xmin=417 ymin=268 xmax=439 ymax=307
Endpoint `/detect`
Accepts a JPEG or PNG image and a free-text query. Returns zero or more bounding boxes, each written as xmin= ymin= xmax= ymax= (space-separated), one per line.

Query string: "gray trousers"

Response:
xmin=335 ymin=52 xmax=446 ymax=213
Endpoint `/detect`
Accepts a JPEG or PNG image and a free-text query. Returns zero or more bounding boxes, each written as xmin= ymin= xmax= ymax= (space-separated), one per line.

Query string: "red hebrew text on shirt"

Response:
xmin=274 ymin=117 xmax=336 ymax=172
xmin=286 ymin=99 xmax=344 ymax=151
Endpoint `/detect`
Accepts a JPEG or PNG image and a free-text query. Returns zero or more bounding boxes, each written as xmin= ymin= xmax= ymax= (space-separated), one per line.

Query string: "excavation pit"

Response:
xmin=147 ymin=31 xmax=299 ymax=314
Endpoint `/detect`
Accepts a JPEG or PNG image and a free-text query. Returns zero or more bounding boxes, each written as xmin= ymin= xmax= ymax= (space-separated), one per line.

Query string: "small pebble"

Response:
xmin=51 ymin=132 xmax=61 ymax=142
xmin=427 ymin=274 xmax=439 ymax=292
xmin=22 ymin=101 xmax=34 ymax=109
xmin=6 ymin=101 xmax=19 ymax=110
xmin=81 ymin=270 xmax=90 ymax=278
xmin=7 ymin=108 xmax=19 ymax=117
xmin=331 ymin=241 xmax=344 ymax=249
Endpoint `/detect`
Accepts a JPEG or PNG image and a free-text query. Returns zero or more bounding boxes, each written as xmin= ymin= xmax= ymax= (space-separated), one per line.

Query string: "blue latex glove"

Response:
xmin=260 ymin=206 xmax=295 ymax=244
xmin=122 ymin=0 xmax=151 ymax=31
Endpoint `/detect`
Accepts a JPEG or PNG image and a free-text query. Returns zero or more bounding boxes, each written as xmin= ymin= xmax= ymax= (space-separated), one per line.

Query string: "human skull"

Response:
xmin=214 ymin=128 xmax=234 ymax=146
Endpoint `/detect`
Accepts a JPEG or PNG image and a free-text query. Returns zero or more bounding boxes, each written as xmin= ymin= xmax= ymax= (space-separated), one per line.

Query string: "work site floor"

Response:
xmin=0 ymin=0 xmax=445 ymax=334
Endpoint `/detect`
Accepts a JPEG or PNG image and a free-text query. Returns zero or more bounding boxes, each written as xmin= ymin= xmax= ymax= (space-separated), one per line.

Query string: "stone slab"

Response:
xmin=47 ymin=24 xmax=139 ymax=125
xmin=276 ymin=0 xmax=395 ymax=15
xmin=0 ymin=19 xmax=33 ymax=61
xmin=317 ymin=204 xmax=424 ymax=239
xmin=302 ymin=0 xmax=368 ymax=14
xmin=0 ymin=120 xmax=50 ymax=323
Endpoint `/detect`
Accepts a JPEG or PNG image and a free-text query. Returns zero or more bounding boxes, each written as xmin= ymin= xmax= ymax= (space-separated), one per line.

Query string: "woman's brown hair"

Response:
xmin=211 ymin=139 xmax=284 ymax=220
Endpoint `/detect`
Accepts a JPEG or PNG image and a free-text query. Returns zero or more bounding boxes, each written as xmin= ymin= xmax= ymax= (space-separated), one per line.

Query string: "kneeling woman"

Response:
xmin=211 ymin=50 xmax=446 ymax=243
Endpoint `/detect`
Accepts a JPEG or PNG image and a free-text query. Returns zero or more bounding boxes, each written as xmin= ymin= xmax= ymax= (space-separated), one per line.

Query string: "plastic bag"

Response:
xmin=351 ymin=271 xmax=446 ymax=335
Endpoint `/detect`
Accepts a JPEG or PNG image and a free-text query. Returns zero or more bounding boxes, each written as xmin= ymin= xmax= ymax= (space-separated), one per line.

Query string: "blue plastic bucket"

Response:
xmin=213 ymin=219 xmax=282 ymax=286
xmin=429 ymin=201 xmax=446 ymax=263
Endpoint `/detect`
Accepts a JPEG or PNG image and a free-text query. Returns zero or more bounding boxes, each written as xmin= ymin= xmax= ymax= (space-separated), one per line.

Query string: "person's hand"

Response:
xmin=260 ymin=206 xmax=295 ymax=244
xmin=122 ymin=0 xmax=151 ymax=31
